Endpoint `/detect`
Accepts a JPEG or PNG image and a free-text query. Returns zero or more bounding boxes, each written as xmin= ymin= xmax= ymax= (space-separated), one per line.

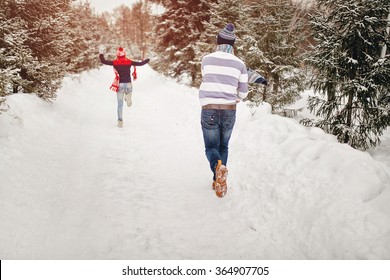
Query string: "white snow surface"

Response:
xmin=1 ymin=66 xmax=390 ymax=259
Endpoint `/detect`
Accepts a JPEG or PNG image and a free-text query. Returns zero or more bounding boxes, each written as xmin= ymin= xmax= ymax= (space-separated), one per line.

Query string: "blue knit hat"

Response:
xmin=217 ymin=23 xmax=236 ymax=46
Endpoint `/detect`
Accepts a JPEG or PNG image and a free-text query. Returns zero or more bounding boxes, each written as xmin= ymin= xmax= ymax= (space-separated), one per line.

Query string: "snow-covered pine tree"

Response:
xmin=241 ymin=0 xmax=307 ymax=110
xmin=153 ymin=0 xmax=211 ymax=85
xmin=111 ymin=5 xmax=134 ymax=49
xmin=131 ymin=1 xmax=152 ymax=59
xmin=304 ymin=0 xmax=390 ymax=150
xmin=65 ymin=1 xmax=109 ymax=73
xmin=0 ymin=0 xmax=73 ymax=100
xmin=1 ymin=0 xmax=110 ymax=101
xmin=105 ymin=2 xmax=153 ymax=60
xmin=238 ymin=3 xmax=270 ymax=106
xmin=193 ymin=0 xmax=242 ymax=87
xmin=0 ymin=2 xmax=33 ymax=97
xmin=15 ymin=0 xmax=74 ymax=100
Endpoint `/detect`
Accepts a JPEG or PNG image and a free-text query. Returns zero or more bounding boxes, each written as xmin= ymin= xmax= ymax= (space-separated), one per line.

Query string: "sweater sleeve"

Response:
xmin=99 ymin=54 xmax=113 ymax=66
xmin=237 ymin=66 xmax=249 ymax=100
xmin=132 ymin=58 xmax=150 ymax=66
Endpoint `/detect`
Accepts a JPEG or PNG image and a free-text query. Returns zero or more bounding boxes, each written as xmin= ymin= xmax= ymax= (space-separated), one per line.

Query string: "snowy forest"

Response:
xmin=1 ymin=0 xmax=390 ymax=150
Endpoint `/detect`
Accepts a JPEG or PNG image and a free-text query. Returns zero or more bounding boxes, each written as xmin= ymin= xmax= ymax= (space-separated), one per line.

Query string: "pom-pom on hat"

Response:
xmin=217 ymin=23 xmax=236 ymax=46
xmin=116 ymin=47 xmax=126 ymax=57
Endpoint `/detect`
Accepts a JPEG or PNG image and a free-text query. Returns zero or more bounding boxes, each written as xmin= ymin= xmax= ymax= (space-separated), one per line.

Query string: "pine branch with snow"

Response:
xmin=303 ymin=0 xmax=390 ymax=150
xmin=240 ymin=0 xmax=308 ymax=110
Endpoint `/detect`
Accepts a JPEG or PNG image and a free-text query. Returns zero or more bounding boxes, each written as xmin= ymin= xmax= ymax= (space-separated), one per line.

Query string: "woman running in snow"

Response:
xmin=99 ymin=46 xmax=149 ymax=127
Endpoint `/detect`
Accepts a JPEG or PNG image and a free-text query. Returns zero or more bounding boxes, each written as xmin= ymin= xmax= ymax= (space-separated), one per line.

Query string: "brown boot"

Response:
xmin=214 ymin=160 xmax=228 ymax=198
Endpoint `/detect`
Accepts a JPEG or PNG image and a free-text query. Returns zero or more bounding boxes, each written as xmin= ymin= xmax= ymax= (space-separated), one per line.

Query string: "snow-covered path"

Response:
xmin=1 ymin=66 xmax=390 ymax=259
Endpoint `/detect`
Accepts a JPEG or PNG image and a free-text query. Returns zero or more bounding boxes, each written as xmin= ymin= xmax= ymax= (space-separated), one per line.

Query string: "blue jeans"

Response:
xmin=117 ymin=83 xmax=133 ymax=121
xmin=201 ymin=109 xmax=236 ymax=180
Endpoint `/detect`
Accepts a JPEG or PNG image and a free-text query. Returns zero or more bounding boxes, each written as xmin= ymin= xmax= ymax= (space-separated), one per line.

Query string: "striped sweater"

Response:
xmin=199 ymin=46 xmax=248 ymax=106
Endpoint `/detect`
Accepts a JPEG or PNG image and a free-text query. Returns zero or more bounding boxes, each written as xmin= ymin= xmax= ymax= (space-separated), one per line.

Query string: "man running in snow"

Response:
xmin=199 ymin=23 xmax=248 ymax=198
xmin=99 ymin=46 xmax=150 ymax=127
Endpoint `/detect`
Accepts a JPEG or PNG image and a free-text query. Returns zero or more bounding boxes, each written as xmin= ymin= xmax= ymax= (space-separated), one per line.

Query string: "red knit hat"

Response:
xmin=116 ymin=47 xmax=126 ymax=57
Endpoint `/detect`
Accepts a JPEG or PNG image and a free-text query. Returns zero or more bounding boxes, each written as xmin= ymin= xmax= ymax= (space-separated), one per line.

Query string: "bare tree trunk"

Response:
xmin=345 ymin=92 xmax=354 ymax=143
xmin=13 ymin=83 xmax=18 ymax=94
xmin=262 ymin=85 xmax=267 ymax=103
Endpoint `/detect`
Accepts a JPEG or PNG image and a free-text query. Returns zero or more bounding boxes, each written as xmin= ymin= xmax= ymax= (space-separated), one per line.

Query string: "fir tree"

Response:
xmin=0 ymin=3 xmax=33 ymax=96
xmin=193 ymin=0 xmax=241 ymax=87
xmin=108 ymin=2 xmax=153 ymax=59
xmin=1 ymin=0 xmax=112 ymax=101
xmin=65 ymin=1 xmax=108 ymax=73
xmin=1 ymin=0 xmax=74 ymax=100
xmin=153 ymin=0 xmax=211 ymax=85
xmin=111 ymin=5 xmax=133 ymax=48
xmin=303 ymin=0 xmax=390 ymax=150
xmin=131 ymin=1 xmax=152 ymax=59
xmin=241 ymin=0 xmax=307 ymax=109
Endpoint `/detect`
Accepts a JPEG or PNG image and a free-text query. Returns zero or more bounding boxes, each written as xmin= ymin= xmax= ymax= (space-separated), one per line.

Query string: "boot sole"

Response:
xmin=215 ymin=165 xmax=228 ymax=198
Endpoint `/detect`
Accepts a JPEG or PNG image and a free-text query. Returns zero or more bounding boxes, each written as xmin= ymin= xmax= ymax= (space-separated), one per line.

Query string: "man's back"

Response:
xmin=199 ymin=50 xmax=248 ymax=106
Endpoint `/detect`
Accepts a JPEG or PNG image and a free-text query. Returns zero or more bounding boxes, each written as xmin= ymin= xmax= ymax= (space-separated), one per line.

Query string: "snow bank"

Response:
xmin=227 ymin=103 xmax=390 ymax=259
xmin=1 ymin=66 xmax=390 ymax=259
xmin=237 ymin=102 xmax=388 ymax=202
